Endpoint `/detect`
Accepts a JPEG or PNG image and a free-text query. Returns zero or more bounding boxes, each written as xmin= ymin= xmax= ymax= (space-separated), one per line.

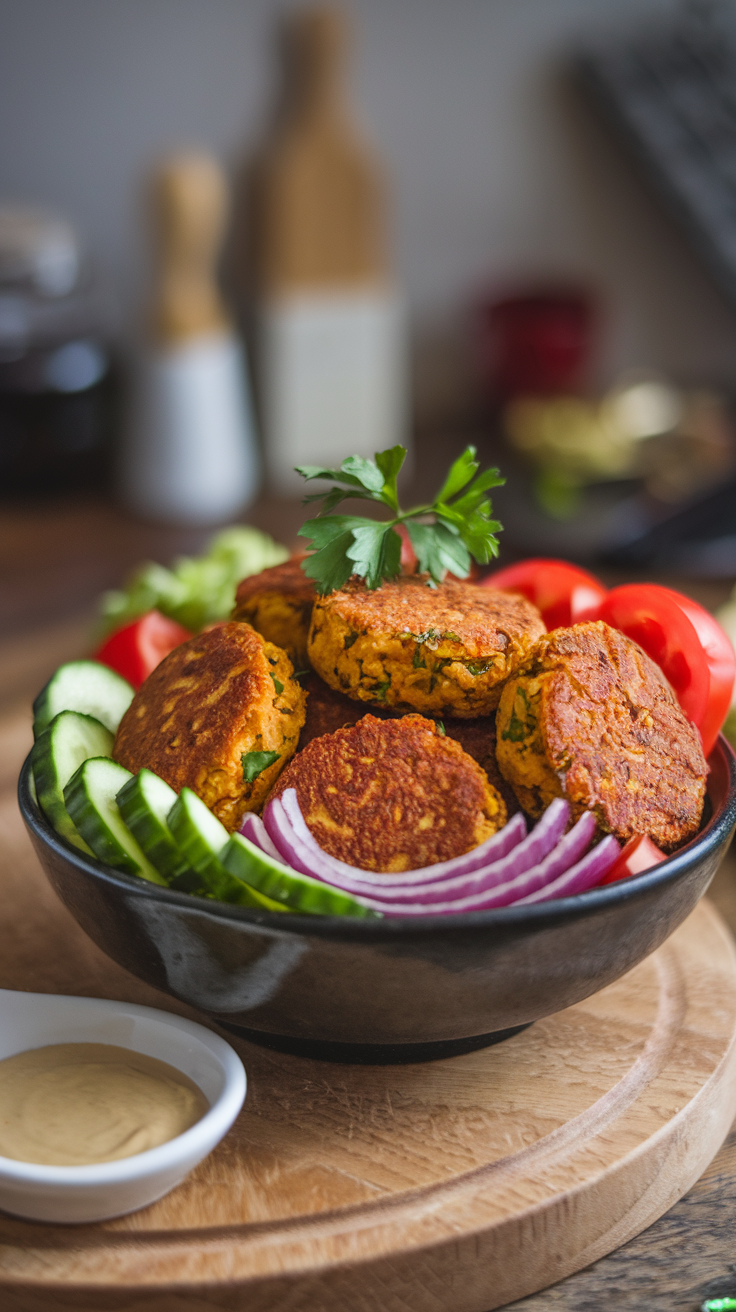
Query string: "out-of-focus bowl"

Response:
xmin=18 ymin=738 xmax=736 ymax=1064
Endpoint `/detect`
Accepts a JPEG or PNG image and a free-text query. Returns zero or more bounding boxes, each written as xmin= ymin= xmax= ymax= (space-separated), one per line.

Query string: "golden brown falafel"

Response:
xmin=273 ymin=713 xmax=507 ymax=871
xmin=495 ymin=620 xmax=707 ymax=851
xmin=232 ymin=557 xmax=316 ymax=668
xmin=298 ymin=674 xmax=520 ymax=815
xmin=307 ymin=575 xmax=545 ymax=718
xmin=440 ymin=716 xmax=521 ymax=817
xmin=114 ymin=621 xmax=306 ymax=831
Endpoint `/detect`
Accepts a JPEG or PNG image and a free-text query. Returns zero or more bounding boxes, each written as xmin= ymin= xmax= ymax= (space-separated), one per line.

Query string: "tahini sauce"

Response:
xmin=0 ymin=1043 xmax=208 ymax=1166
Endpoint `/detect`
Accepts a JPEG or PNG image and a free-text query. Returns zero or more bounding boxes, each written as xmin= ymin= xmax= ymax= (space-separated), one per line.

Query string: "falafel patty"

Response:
xmin=441 ymin=716 xmax=521 ymax=817
xmin=495 ymin=620 xmax=707 ymax=851
xmin=232 ymin=557 xmax=316 ymax=668
xmin=273 ymin=713 xmax=507 ymax=871
xmin=298 ymin=674 xmax=520 ymax=815
xmin=114 ymin=621 xmax=306 ymax=831
xmin=307 ymin=575 xmax=545 ymax=718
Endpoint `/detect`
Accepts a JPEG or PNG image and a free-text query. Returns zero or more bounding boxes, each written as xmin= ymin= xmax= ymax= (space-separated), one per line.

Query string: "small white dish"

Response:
xmin=0 ymin=988 xmax=246 ymax=1224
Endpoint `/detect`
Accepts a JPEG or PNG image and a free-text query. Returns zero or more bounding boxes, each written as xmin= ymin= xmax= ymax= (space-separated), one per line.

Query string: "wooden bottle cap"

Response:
xmin=148 ymin=153 xmax=231 ymax=346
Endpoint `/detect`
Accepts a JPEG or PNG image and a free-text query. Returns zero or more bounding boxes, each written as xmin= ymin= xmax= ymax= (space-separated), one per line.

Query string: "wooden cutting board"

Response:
xmin=2 ymin=710 xmax=736 ymax=1311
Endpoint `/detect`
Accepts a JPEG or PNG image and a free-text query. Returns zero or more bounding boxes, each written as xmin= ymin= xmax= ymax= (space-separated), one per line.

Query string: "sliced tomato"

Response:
xmin=481 ymin=558 xmax=608 ymax=630
xmin=598 ymin=834 xmax=667 ymax=886
xmin=94 ymin=611 xmax=193 ymax=690
xmin=662 ymin=591 xmax=736 ymax=760
xmin=596 ymin=584 xmax=735 ymax=757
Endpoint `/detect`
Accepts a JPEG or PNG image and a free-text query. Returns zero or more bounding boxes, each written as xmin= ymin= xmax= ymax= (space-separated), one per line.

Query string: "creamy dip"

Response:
xmin=0 ymin=1043 xmax=209 ymax=1166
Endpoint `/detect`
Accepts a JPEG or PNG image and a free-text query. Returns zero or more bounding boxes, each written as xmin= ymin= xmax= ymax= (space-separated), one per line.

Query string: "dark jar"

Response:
xmin=0 ymin=207 xmax=114 ymax=497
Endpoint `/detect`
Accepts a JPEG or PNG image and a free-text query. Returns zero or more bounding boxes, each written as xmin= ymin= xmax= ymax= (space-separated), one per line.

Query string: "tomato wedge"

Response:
xmin=397 ymin=524 xmax=418 ymax=574
xmin=94 ymin=610 xmax=193 ymax=690
xmin=664 ymin=591 xmax=736 ymax=760
xmin=481 ymin=558 xmax=608 ymax=631
xmin=598 ymin=834 xmax=666 ymax=886
xmin=594 ymin=584 xmax=735 ymax=756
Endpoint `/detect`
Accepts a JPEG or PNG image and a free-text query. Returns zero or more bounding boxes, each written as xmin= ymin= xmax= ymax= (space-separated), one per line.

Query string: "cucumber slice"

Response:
xmin=167 ymin=789 xmax=287 ymax=911
xmin=64 ymin=758 xmax=166 ymax=886
xmin=33 ymin=661 xmax=134 ymax=739
xmin=30 ymin=711 xmax=113 ymax=855
xmin=221 ymin=833 xmax=380 ymax=919
xmin=116 ymin=769 xmax=189 ymax=880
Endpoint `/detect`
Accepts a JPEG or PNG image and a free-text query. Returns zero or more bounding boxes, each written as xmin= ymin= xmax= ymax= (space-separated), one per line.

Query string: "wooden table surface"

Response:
xmin=2 ymin=487 xmax=736 ymax=1311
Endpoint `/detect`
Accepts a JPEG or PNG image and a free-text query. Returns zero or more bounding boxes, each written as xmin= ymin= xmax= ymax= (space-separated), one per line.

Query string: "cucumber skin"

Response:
xmin=116 ymin=770 xmax=189 ymax=880
xmin=221 ymin=834 xmax=380 ymax=919
xmin=167 ymin=790 xmax=287 ymax=911
xmin=170 ymin=865 xmax=288 ymax=912
xmin=31 ymin=712 xmax=113 ymax=856
xmin=33 ymin=660 xmax=134 ymax=739
xmin=167 ymin=789 xmax=229 ymax=880
xmin=64 ymin=758 xmax=166 ymax=886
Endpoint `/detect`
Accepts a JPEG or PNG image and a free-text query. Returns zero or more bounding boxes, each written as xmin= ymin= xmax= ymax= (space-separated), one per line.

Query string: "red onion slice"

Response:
xmin=446 ymin=809 xmax=598 ymax=910
xmin=313 ymin=805 xmax=588 ymax=906
xmin=277 ymin=788 xmax=528 ymax=883
xmin=272 ymin=790 xmax=566 ymax=890
xmin=238 ymin=812 xmax=282 ymax=862
xmin=326 ymin=811 xmax=598 ymax=917
xmin=514 ymin=835 xmax=620 ymax=904
xmin=264 ymin=794 xmax=572 ymax=903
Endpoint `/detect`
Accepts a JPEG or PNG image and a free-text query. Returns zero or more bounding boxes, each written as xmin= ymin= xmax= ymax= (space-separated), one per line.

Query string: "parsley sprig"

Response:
xmin=296 ymin=446 xmax=504 ymax=594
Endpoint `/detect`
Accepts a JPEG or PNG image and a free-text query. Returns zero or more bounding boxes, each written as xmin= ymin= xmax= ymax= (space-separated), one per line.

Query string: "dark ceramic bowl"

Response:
xmin=18 ymin=738 xmax=736 ymax=1063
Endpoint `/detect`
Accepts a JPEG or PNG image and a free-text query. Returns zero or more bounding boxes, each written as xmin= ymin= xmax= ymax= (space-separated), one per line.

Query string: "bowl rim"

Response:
xmin=18 ymin=735 xmax=736 ymax=941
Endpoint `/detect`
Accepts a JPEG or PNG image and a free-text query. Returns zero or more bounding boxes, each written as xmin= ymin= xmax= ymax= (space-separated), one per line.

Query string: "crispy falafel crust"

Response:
xmin=496 ymin=620 xmax=707 ymax=851
xmin=273 ymin=713 xmax=507 ymax=872
xmin=307 ymin=576 xmax=545 ymax=718
xmin=298 ymin=673 xmax=521 ymax=815
xmin=441 ymin=716 xmax=521 ymax=817
xmin=114 ymin=622 xmax=306 ymax=832
xmin=232 ymin=557 xmax=316 ymax=668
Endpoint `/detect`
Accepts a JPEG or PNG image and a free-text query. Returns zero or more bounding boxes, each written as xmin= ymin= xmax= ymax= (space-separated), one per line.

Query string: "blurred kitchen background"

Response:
xmin=5 ymin=0 xmax=736 ymax=669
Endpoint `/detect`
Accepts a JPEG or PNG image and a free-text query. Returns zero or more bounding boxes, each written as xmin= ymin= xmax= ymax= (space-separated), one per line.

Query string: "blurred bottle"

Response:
xmin=476 ymin=288 xmax=595 ymax=399
xmin=119 ymin=153 xmax=259 ymax=524
xmin=0 ymin=207 xmax=113 ymax=496
xmin=245 ymin=5 xmax=407 ymax=493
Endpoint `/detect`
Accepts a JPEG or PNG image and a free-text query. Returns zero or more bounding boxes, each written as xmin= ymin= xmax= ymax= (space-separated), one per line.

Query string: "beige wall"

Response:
xmin=2 ymin=0 xmax=735 ymax=403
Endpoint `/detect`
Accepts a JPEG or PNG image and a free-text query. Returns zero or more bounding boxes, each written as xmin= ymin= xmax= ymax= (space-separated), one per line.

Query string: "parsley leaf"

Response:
xmin=296 ymin=445 xmax=504 ymax=593
xmin=241 ymin=750 xmax=280 ymax=783
xmin=346 ymin=523 xmax=402 ymax=590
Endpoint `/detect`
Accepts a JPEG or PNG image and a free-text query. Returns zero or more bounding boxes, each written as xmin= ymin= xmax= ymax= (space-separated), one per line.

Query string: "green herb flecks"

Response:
xmin=296 ymin=446 xmax=504 ymax=594
xmin=343 ymin=631 xmax=360 ymax=649
xmin=241 ymin=750 xmax=281 ymax=783
xmin=402 ymin=627 xmax=459 ymax=648
xmin=429 ymin=658 xmax=453 ymax=693
xmin=271 ymin=674 xmax=284 ymax=695
xmin=467 ymin=659 xmax=495 ymax=676
xmin=502 ymin=688 xmax=532 ymax=743
xmin=436 ymin=720 xmax=446 ymax=736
